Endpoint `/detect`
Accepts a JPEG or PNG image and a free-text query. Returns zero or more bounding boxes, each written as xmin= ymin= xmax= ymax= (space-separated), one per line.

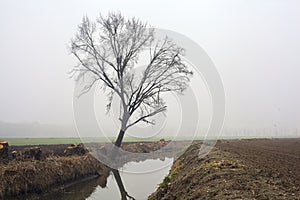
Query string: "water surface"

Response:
xmin=27 ymin=158 xmax=173 ymax=200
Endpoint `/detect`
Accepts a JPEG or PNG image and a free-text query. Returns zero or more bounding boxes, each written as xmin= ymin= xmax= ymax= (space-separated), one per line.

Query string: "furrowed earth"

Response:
xmin=149 ymin=138 xmax=300 ymax=200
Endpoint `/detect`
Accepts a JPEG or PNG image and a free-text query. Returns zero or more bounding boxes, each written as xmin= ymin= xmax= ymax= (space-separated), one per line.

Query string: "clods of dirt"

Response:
xmin=150 ymin=139 xmax=300 ymax=200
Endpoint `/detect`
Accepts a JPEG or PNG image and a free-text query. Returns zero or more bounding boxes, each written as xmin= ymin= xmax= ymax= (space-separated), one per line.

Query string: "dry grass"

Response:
xmin=0 ymin=153 xmax=109 ymax=199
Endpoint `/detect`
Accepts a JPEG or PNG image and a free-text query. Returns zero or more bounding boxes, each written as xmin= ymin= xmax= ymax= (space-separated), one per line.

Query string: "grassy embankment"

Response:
xmin=0 ymin=154 xmax=109 ymax=199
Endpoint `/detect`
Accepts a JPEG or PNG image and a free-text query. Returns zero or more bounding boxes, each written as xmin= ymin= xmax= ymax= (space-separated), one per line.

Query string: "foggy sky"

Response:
xmin=0 ymin=0 xmax=299 ymax=137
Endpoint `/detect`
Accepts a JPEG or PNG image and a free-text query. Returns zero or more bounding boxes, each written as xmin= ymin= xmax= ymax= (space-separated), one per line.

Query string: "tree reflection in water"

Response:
xmin=112 ymin=169 xmax=135 ymax=200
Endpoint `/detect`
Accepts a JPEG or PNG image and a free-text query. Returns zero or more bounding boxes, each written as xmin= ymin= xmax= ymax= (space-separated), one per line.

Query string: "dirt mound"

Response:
xmin=23 ymin=147 xmax=42 ymax=160
xmin=64 ymin=144 xmax=88 ymax=156
xmin=7 ymin=146 xmax=43 ymax=161
xmin=149 ymin=140 xmax=300 ymax=200
xmin=9 ymin=144 xmax=70 ymax=159
xmin=120 ymin=140 xmax=169 ymax=153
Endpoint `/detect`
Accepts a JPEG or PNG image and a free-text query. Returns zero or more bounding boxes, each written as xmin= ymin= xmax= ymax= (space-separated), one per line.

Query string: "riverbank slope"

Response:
xmin=149 ymin=139 xmax=300 ymax=199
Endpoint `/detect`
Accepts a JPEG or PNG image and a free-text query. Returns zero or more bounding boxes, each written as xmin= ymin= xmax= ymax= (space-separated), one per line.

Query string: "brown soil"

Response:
xmin=149 ymin=138 xmax=300 ymax=200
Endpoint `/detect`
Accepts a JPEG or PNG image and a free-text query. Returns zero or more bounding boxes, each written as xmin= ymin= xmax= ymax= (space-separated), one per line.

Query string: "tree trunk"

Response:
xmin=115 ymin=129 xmax=125 ymax=147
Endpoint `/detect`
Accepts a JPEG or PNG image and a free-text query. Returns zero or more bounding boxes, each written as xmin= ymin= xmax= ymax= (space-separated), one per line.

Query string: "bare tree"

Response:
xmin=70 ymin=13 xmax=192 ymax=147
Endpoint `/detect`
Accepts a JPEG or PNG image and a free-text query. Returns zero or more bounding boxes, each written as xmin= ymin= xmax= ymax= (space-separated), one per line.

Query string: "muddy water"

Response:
xmin=24 ymin=158 xmax=173 ymax=200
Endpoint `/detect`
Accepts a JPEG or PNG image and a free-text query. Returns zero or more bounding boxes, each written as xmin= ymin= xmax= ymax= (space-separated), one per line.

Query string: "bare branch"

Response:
xmin=126 ymin=106 xmax=167 ymax=130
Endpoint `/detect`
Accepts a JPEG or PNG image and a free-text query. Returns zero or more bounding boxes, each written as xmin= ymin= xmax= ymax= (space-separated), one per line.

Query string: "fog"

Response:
xmin=0 ymin=0 xmax=299 ymax=138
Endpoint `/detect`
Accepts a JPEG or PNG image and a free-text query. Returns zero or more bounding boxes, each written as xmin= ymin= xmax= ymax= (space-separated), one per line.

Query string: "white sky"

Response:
xmin=0 ymin=0 xmax=299 ymax=135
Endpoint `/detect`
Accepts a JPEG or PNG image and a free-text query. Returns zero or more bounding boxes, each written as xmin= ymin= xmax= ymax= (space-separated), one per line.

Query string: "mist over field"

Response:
xmin=0 ymin=121 xmax=77 ymax=138
xmin=0 ymin=0 xmax=299 ymax=138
